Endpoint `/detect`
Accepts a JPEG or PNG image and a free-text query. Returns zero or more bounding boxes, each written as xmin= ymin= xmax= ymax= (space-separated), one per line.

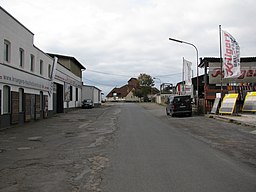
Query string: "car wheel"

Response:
xmin=166 ymin=109 xmax=170 ymax=116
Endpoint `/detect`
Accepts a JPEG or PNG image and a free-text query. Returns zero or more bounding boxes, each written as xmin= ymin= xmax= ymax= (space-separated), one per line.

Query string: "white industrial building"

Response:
xmin=0 ymin=7 xmax=85 ymax=129
xmin=81 ymin=85 xmax=102 ymax=107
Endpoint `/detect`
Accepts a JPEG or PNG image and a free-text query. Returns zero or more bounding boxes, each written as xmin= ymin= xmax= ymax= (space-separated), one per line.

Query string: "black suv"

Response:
xmin=166 ymin=95 xmax=192 ymax=117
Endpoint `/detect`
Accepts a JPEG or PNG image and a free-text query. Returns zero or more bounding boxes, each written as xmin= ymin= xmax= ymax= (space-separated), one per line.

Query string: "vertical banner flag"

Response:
xmin=221 ymin=30 xmax=240 ymax=78
xmin=183 ymin=59 xmax=192 ymax=85
xmin=48 ymin=56 xmax=58 ymax=96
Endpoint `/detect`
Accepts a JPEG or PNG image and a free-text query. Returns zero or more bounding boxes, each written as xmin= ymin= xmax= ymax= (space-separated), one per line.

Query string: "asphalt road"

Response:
xmin=102 ymin=103 xmax=256 ymax=192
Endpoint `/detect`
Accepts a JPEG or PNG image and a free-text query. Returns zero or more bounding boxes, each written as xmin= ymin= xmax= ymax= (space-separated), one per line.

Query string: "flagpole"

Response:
xmin=182 ymin=57 xmax=185 ymax=95
xmin=219 ymin=25 xmax=223 ymax=98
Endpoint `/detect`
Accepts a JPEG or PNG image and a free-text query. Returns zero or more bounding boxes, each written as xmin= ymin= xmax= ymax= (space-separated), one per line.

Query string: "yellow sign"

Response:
xmin=242 ymin=92 xmax=256 ymax=112
xmin=219 ymin=93 xmax=238 ymax=114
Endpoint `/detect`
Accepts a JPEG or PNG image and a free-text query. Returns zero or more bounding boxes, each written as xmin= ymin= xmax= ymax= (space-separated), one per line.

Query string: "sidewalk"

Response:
xmin=208 ymin=113 xmax=256 ymax=134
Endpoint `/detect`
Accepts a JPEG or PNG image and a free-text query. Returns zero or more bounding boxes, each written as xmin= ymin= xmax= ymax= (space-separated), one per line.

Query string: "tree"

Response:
xmin=137 ymin=73 xmax=154 ymax=87
xmin=134 ymin=73 xmax=155 ymax=101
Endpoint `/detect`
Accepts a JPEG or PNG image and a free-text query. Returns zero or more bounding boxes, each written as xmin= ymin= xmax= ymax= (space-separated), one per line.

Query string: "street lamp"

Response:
xmin=168 ymin=37 xmax=199 ymax=114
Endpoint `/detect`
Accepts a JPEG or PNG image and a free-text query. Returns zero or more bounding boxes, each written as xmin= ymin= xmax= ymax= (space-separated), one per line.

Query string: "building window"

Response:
xmin=70 ymin=86 xmax=73 ymax=101
xmin=40 ymin=60 xmax=43 ymax=75
xmin=19 ymin=88 xmax=24 ymax=113
xmin=48 ymin=64 xmax=52 ymax=78
xmin=3 ymin=85 xmax=10 ymax=114
xmin=30 ymin=54 xmax=35 ymax=72
xmin=19 ymin=48 xmax=24 ymax=67
xmin=4 ymin=40 xmax=11 ymax=63
xmin=76 ymin=88 xmax=78 ymax=101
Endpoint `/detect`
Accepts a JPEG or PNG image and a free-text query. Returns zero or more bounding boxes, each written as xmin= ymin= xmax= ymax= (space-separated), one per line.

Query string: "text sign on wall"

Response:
xmin=209 ymin=62 xmax=256 ymax=84
xmin=0 ymin=64 xmax=51 ymax=91
xmin=55 ymin=70 xmax=82 ymax=88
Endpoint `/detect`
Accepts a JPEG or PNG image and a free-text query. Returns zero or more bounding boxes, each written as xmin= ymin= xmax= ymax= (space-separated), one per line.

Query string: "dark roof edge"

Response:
xmin=47 ymin=53 xmax=86 ymax=70
xmin=82 ymin=84 xmax=101 ymax=91
xmin=199 ymin=57 xmax=256 ymax=68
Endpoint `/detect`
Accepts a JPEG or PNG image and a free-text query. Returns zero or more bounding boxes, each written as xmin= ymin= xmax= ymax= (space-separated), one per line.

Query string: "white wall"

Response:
xmin=82 ymin=85 xmax=101 ymax=105
xmin=55 ymin=64 xmax=83 ymax=108
xmin=0 ymin=7 xmax=54 ymax=113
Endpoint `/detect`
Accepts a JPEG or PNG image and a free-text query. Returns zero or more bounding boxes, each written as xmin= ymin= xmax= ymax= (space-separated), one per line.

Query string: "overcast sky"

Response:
xmin=1 ymin=0 xmax=256 ymax=95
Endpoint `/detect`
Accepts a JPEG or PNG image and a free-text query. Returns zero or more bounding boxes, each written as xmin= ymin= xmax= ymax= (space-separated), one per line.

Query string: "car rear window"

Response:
xmin=173 ymin=96 xmax=190 ymax=103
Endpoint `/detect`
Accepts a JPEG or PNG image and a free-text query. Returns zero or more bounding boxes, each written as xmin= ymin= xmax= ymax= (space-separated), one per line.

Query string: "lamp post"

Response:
xmin=168 ymin=37 xmax=199 ymax=114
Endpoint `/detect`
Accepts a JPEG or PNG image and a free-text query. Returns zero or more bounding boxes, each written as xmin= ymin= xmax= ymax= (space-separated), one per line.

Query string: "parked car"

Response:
xmin=82 ymin=99 xmax=94 ymax=109
xmin=166 ymin=95 xmax=192 ymax=117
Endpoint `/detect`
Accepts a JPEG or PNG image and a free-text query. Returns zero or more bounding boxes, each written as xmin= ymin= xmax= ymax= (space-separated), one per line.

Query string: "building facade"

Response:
xmin=106 ymin=78 xmax=140 ymax=102
xmin=199 ymin=57 xmax=256 ymax=113
xmin=81 ymin=85 xmax=102 ymax=107
xmin=0 ymin=7 xmax=85 ymax=129
xmin=48 ymin=54 xmax=85 ymax=113
xmin=0 ymin=7 xmax=54 ymax=128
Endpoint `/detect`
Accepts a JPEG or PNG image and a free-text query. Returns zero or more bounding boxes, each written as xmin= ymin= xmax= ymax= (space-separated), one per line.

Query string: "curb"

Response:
xmin=207 ymin=114 xmax=256 ymax=129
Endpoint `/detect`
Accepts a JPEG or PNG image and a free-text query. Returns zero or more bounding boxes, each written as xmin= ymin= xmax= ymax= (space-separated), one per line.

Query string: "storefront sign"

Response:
xmin=55 ymin=70 xmax=82 ymax=88
xmin=209 ymin=62 xmax=256 ymax=84
xmin=0 ymin=64 xmax=51 ymax=91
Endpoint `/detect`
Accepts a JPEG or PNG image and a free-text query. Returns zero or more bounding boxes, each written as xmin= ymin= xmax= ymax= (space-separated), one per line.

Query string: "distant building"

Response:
xmin=81 ymin=85 xmax=102 ymax=107
xmin=106 ymin=78 xmax=140 ymax=102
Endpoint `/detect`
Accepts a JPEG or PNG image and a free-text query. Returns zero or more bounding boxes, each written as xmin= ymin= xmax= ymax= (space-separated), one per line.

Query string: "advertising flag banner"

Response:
xmin=221 ymin=30 xmax=240 ymax=78
xmin=48 ymin=56 xmax=58 ymax=96
xmin=183 ymin=59 xmax=192 ymax=85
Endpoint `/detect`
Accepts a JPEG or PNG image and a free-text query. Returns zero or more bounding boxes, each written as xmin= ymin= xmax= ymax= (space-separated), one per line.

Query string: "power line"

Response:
xmin=154 ymin=72 xmax=182 ymax=77
xmin=86 ymin=68 xmax=182 ymax=78
xmin=83 ymin=78 xmax=123 ymax=87
xmin=85 ymin=69 xmax=131 ymax=77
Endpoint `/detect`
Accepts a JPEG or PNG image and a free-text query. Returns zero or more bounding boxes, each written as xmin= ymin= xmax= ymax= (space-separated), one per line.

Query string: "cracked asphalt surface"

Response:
xmin=0 ymin=104 xmax=120 ymax=192
xmin=0 ymin=103 xmax=256 ymax=191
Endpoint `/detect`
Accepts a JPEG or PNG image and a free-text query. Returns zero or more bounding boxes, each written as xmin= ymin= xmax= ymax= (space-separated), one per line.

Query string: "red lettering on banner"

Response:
xmin=212 ymin=68 xmax=256 ymax=80
xmin=211 ymin=68 xmax=224 ymax=78
xmin=237 ymin=70 xmax=246 ymax=79
xmin=224 ymin=32 xmax=234 ymax=76
xmin=247 ymin=70 xmax=253 ymax=77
